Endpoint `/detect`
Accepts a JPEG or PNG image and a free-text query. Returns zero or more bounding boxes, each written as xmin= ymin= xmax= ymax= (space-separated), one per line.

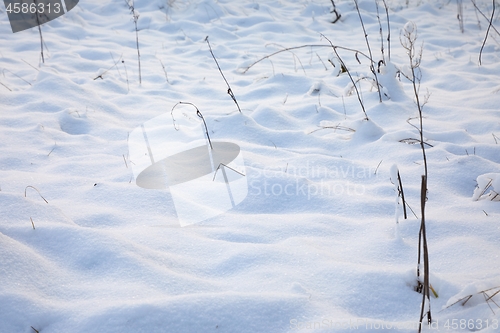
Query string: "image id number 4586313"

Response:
xmin=5 ymin=2 xmax=61 ymax=14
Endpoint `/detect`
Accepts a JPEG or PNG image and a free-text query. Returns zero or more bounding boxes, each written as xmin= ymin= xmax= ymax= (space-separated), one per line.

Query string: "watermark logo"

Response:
xmin=290 ymin=318 xmax=439 ymax=331
xmin=4 ymin=0 xmax=79 ymax=33
xmin=128 ymin=110 xmax=247 ymax=227
xmin=248 ymin=162 xmax=377 ymax=200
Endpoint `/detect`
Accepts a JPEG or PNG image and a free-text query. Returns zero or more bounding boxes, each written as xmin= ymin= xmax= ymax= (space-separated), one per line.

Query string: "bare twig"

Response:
xmin=158 ymin=58 xmax=170 ymax=83
xmin=476 ymin=178 xmax=493 ymax=200
xmin=212 ymin=163 xmax=245 ymax=181
xmin=375 ymin=0 xmax=386 ymax=64
xmin=381 ymin=0 xmax=391 ymax=61
xmin=321 ymin=34 xmax=369 ymax=120
xmin=330 ymin=0 xmax=341 ymax=23
xmin=441 ymin=286 xmax=500 ymax=313
xmin=2 ymin=68 xmax=32 ymax=86
xmin=171 ymin=102 xmax=213 ymax=149
xmin=486 ymin=288 xmax=500 ymax=302
xmin=418 ymin=175 xmax=431 ymax=332
xmin=121 ymin=60 xmax=130 ymax=92
xmin=442 ymin=295 xmax=473 ymax=310
xmin=22 ymin=59 xmax=39 ymax=71
xmin=401 ymin=23 xmax=427 ymax=177
xmin=374 ymin=160 xmax=383 ymax=175
xmin=430 ymin=284 xmax=439 ymax=298
xmin=471 ymin=0 xmax=500 ymax=37
xmin=401 ymin=22 xmax=431 ymax=331
xmin=354 ymin=0 xmax=382 ymax=102
xmin=307 ymin=125 xmax=355 ymax=134
xmin=94 ymin=54 xmax=124 ymax=80
xmin=110 ymin=52 xmax=123 ymax=78
xmin=267 ymin=42 xmax=307 ymax=74
xmin=482 ymin=291 xmax=497 ymax=314
xmin=457 ymin=0 xmax=465 ymax=33
xmin=33 ymin=0 xmax=44 ymax=64
xmin=125 ymin=0 xmax=141 ymax=84
xmin=0 ymin=81 xmax=12 ymax=91
xmin=24 ymin=186 xmax=48 ymax=204
xmin=241 ymin=44 xmax=373 ymax=74
xmin=316 ymin=53 xmax=328 ymax=70
xmin=479 ymin=0 xmax=496 ymax=65
xmin=348 ymin=76 xmax=387 ymax=98
xmin=397 ymin=171 xmax=408 ymax=219
xmin=399 ymin=138 xmax=433 ymax=147
xmin=205 ymin=36 xmax=242 ymax=113
xmin=123 ymin=154 xmax=128 ymax=169
xmin=47 ymin=141 xmax=56 ymax=156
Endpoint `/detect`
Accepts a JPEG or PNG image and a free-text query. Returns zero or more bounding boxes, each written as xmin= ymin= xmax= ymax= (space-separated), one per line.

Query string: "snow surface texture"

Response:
xmin=1 ymin=0 xmax=499 ymax=332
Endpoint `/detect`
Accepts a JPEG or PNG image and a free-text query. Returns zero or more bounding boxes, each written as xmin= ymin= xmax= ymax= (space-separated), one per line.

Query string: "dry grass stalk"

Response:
xmin=205 ymin=36 xmax=242 ymax=113
xmin=321 ymin=33 xmax=369 ymax=120
xmin=479 ymin=0 xmax=496 ymax=65
xmin=24 ymin=186 xmax=48 ymax=204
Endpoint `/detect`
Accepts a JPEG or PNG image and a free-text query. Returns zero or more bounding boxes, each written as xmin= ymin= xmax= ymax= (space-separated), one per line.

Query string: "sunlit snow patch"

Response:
xmin=128 ymin=111 xmax=247 ymax=226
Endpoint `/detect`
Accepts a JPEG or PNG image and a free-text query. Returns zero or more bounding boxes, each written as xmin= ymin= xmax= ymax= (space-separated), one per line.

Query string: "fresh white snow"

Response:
xmin=0 ymin=0 xmax=499 ymax=332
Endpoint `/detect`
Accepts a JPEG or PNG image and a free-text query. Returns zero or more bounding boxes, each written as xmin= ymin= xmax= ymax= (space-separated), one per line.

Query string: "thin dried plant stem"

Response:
xmin=267 ymin=42 xmax=307 ymax=74
xmin=122 ymin=60 xmax=130 ymax=92
xmin=486 ymin=288 xmax=500 ymax=302
xmin=94 ymin=54 xmax=123 ymax=80
xmin=330 ymin=0 xmax=341 ymax=23
xmin=471 ymin=0 xmax=500 ymax=36
xmin=404 ymin=24 xmax=427 ymax=177
xmin=47 ymin=141 xmax=56 ymax=156
xmin=0 ymin=81 xmax=12 ymax=91
xmin=125 ymin=0 xmax=141 ymax=84
xmin=22 ymin=59 xmax=39 ymax=71
xmin=110 ymin=52 xmax=122 ymax=78
xmin=401 ymin=22 xmax=431 ymax=331
xmin=242 ymin=44 xmax=373 ymax=74
xmin=477 ymin=178 xmax=493 ymax=200
xmin=375 ymin=0 xmax=385 ymax=64
xmin=354 ymin=0 xmax=382 ymax=102
xmin=3 ymin=69 xmax=32 ymax=86
xmin=441 ymin=286 xmax=500 ymax=312
xmin=307 ymin=125 xmax=355 ymax=134
xmin=429 ymin=284 xmax=438 ymax=298
xmin=418 ymin=175 xmax=431 ymax=332
xmin=321 ymin=34 xmax=369 ymax=120
xmin=374 ymin=160 xmax=383 ymax=175
xmin=457 ymin=0 xmax=465 ymax=33
xmin=482 ymin=291 xmax=497 ymax=314
xmin=397 ymin=171 xmax=408 ymax=219
xmin=33 ymin=0 xmax=44 ymax=64
xmin=381 ymin=0 xmax=391 ymax=61
xmin=461 ymin=295 xmax=473 ymax=306
xmin=171 ymin=102 xmax=213 ymax=149
xmin=212 ymin=163 xmax=245 ymax=181
xmin=205 ymin=36 xmax=242 ymax=113
xmin=24 ymin=186 xmax=48 ymax=204
xmin=479 ymin=0 xmax=496 ymax=65
xmin=158 ymin=58 xmax=169 ymax=83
